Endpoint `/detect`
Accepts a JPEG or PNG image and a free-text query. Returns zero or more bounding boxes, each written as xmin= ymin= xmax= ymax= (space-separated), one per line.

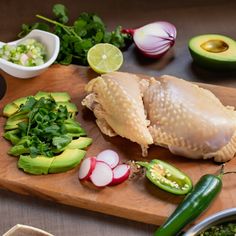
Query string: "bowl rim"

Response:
xmin=183 ymin=207 xmax=236 ymax=236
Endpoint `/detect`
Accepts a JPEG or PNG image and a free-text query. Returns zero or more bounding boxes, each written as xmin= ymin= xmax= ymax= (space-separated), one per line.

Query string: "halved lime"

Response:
xmin=87 ymin=43 xmax=123 ymax=74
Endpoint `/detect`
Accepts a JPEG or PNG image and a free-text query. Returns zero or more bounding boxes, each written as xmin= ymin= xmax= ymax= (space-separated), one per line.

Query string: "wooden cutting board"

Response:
xmin=0 ymin=64 xmax=236 ymax=226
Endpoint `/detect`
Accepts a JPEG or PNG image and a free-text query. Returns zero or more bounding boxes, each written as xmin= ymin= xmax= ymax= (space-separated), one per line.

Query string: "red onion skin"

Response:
xmin=122 ymin=22 xmax=176 ymax=58
xmin=122 ymin=28 xmax=135 ymax=36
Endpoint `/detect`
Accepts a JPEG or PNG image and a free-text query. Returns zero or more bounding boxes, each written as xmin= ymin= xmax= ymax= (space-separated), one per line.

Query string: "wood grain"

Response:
xmin=1 ymin=65 xmax=236 ymax=226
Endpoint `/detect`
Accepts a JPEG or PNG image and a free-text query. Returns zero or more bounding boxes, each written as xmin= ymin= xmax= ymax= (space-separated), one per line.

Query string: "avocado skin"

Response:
xmin=189 ymin=47 xmax=236 ymax=70
xmin=3 ymin=103 xmax=18 ymax=117
xmin=48 ymin=149 xmax=86 ymax=173
xmin=67 ymin=137 xmax=92 ymax=149
xmin=18 ymin=155 xmax=54 ymax=175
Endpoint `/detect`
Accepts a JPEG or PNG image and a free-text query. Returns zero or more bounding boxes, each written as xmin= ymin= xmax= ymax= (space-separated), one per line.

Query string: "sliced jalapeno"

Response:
xmin=154 ymin=165 xmax=234 ymax=236
xmin=136 ymin=159 xmax=192 ymax=195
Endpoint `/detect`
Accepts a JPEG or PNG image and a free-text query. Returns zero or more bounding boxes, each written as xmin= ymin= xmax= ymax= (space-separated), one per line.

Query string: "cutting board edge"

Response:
xmin=0 ymin=177 xmax=165 ymax=225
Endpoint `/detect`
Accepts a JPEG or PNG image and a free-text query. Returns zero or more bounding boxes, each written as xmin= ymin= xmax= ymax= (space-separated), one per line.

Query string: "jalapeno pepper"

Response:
xmin=154 ymin=165 xmax=233 ymax=236
xmin=136 ymin=159 xmax=193 ymax=195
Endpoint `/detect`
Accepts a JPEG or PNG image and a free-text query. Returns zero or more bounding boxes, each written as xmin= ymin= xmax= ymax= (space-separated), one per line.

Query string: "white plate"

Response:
xmin=3 ymin=224 xmax=54 ymax=236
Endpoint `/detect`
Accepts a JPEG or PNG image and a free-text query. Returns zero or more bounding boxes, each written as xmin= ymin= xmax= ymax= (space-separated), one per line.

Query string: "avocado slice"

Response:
xmin=3 ymin=130 xmax=20 ymax=145
xmin=48 ymin=149 xmax=86 ymax=173
xmin=18 ymin=155 xmax=54 ymax=175
xmin=8 ymin=144 xmax=29 ymax=156
xmin=5 ymin=118 xmax=27 ymax=130
xmin=67 ymin=137 xmax=92 ymax=149
xmin=189 ymin=34 xmax=236 ymax=70
xmin=3 ymin=103 xmax=18 ymax=117
xmin=13 ymin=96 xmax=28 ymax=107
xmin=50 ymin=92 xmax=71 ymax=102
xmin=7 ymin=110 xmax=27 ymax=122
xmin=34 ymin=91 xmax=71 ymax=102
xmin=5 ymin=111 xmax=28 ymax=130
xmin=34 ymin=91 xmax=50 ymax=100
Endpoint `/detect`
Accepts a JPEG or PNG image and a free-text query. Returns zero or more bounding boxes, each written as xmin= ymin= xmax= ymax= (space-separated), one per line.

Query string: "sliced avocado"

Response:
xmin=48 ymin=149 xmax=86 ymax=173
xmin=8 ymin=144 xmax=29 ymax=156
xmin=64 ymin=119 xmax=86 ymax=134
xmin=13 ymin=96 xmax=28 ymax=107
xmin=5 ymin=111 xmax=28 ymax=130
xmin=34 ymin=91 xmax=50 ymax=100
xmin=57 ymin=102 xmax=78 ymax=113
xmin=34 ymin=91 xmax=71 ymax=102
xmin=5 ymin=118 xmax=27 ymax=130
xmin=189 ymin=34 xmax=236 ymax=70
xmin=50 ymin=92 xmax=71 ymax=102
xmin=3 ymin=103 xmax=18 ymax=117
xmin=67 ymin=137 xmax=92 ymax=149
xmin=3 ymin=130 xmax=20 ymax=145
xmin=7 ymin=111 xmax=28 ymax=122
xmin=18 ymin=155 xmax=54 ymax=175
xmin=67 ymin=132 xmax=86 ymax=138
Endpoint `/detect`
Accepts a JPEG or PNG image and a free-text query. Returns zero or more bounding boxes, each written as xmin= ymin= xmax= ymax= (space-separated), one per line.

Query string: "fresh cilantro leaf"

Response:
xmin=19 ymin=96 xmax=37 ymax=112
xmin=53 ymin=4 xmax=69 ymax=24
xmin=18 ymin=22 xmax=50 ymax=38
xmin=17 ymin=4 xmax=132 ymax=66
xmin=52 ymin=135 xmax=72 ymax=150
xmin=94 ymin=31 xmax=104 ymax=43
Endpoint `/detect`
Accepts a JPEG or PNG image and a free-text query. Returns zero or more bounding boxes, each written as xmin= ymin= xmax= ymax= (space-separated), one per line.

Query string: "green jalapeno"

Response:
xmin=136 ymin=159 xmax=192 ymax=195
xmin=154 ymin=165 xmax=235 ymax=236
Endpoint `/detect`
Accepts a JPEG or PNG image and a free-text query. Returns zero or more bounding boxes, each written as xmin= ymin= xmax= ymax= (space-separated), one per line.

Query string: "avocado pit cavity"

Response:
xmin=200 ymin=39 xmax=229 ymax=53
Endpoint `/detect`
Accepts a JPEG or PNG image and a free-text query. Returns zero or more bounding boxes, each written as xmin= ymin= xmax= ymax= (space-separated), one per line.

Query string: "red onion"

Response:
xmin=123 ymin=21 xmax=177 ymax=58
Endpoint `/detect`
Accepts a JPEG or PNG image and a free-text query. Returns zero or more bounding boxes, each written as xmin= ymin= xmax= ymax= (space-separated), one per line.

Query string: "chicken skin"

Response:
xmin=82 ymin=72 xmax=236 ymax=162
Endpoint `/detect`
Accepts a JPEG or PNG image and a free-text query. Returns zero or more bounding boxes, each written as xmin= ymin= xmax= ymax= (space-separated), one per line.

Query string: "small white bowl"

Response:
xmin=0 ymin=29 xmax=60 ymax=79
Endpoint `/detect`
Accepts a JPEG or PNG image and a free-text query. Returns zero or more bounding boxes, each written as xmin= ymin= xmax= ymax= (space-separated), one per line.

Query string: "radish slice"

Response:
xmin=90 ymin=161 xmax=113 ymax=187
xmin=110 ymin=164 xmax=131 ymax=185
xmin=96 ymin=149 xmax=119 ymax=169
xmin=78 ymin=157 xmax=96 ymax=180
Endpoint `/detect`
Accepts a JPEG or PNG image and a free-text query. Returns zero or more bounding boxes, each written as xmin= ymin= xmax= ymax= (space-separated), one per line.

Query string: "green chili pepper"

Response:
xmin=136 ymin=159 xmax=192 ymax=195
xmin=154 ymin=165 xmax=234 ymax=236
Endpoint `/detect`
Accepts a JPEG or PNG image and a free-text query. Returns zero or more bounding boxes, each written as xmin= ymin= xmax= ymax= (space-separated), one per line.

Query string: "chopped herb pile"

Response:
xmin=18 ymin=4 xmax=132 ymax=65
xmin=3 ymin=94 xmax=86 ymax=158
xmin=200 ymin=222 xmax=236 ymax=236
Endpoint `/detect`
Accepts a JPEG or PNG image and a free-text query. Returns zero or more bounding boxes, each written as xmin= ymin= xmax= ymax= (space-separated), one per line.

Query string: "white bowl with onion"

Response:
xmin=0 ymin=29 xmax=60 ymax=79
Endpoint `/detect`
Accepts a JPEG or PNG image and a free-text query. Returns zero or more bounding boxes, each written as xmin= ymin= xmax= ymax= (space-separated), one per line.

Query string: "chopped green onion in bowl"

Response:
xmin=0 ymin=38 xmax=46 ymax=67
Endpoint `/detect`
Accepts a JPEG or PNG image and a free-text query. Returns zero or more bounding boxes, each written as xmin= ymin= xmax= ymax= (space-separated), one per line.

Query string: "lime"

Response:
xmin=87 ymin=43 xmax=123 ymax=74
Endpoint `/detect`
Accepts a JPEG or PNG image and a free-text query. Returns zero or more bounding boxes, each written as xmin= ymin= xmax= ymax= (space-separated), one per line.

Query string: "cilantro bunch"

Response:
xmin=18 ymin=4 xmax=132 ymax=65
xmin=5 ymin=96 xmax=86 ymax=158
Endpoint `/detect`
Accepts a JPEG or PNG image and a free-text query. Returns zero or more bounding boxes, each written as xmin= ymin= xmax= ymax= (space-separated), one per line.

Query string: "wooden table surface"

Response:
xmin=1 ymin=0 xmax=236 ymax=235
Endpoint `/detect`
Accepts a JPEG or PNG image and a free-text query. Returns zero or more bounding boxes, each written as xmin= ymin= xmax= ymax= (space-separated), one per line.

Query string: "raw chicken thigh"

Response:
xmin=82 ymin=72 xmax=153 ymax=155
xmin=82 ymin=72 xmax=236 ymax=162
xmin=144 ymin=75 xmax=236 ymax=162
